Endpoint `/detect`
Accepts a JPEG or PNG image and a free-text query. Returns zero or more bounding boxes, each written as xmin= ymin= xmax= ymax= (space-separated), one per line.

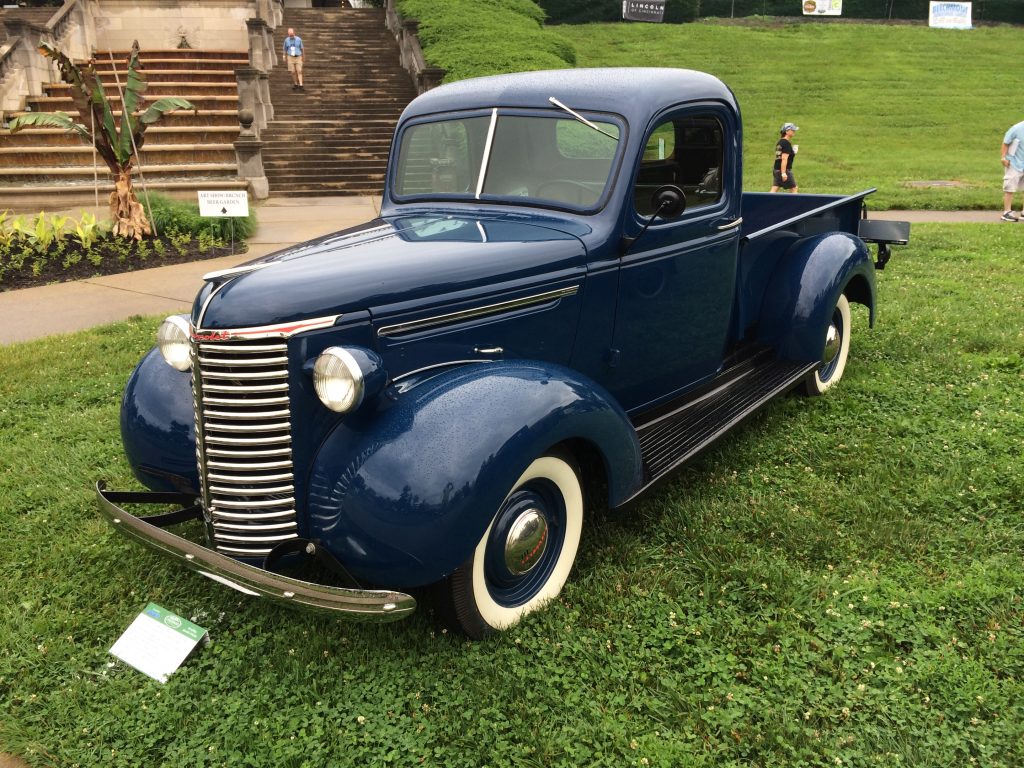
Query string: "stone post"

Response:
xmin=235 ymin=66 xmax=265 ymax=135
xmin=234 ymin=108 xmax=269 ymax=199
xmin=258 ymin=71 xmax=274 ymax=122
xmin=246 ymin=18 xmax=269 ymax=73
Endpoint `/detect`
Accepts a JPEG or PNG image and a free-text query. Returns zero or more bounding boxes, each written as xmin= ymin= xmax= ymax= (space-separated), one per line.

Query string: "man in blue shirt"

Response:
xmin=283 ymin=27 xmax=304 ymax=91
xmin=1000 ymin=119 xmax=1024 ymax=221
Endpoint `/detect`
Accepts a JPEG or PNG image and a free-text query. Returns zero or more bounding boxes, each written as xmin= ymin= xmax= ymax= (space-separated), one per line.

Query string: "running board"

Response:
xmin=634 ymin=357 xmax=816 ymax=492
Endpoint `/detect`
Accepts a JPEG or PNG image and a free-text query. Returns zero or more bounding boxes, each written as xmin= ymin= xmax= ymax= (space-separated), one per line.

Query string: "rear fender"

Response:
xmin=757 ymin=232 xmax=876 ymax=362
xmin=305 ymin=360 xmax=642 ymax=588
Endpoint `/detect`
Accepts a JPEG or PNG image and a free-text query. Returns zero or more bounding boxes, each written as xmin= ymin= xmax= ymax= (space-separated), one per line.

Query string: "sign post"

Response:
xmin=198 ymin=190 xmax=249 ymax=254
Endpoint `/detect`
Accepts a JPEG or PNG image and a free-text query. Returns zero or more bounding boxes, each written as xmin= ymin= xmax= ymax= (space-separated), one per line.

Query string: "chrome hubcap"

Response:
xmin=821 ymin=323 xmax=841 ymax=366
xmin=504 ymin=508 xmax=549 ymax=575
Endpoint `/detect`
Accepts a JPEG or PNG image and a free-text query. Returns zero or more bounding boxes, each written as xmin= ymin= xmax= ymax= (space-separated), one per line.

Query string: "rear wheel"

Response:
xmin=443 ymin=453 xmax=584 ymax=639
xmin=804 ymin=293 xmax=851 ymax=396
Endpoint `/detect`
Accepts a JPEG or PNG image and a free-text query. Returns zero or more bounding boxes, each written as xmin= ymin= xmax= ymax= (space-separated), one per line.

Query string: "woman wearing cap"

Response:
xmin=771 ymin=123 xmax=799 ymax=193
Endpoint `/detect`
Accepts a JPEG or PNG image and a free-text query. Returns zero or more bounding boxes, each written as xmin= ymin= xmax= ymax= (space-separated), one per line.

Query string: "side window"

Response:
xmin=634 ymin=114 xmax=724 ymax=216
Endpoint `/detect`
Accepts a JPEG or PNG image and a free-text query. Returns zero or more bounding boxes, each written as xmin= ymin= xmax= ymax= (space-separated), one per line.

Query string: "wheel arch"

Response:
xmin=756 ymin=231 xmax=876 ymax=363
xmin=305 ymin=360 xmax=643 ymax=589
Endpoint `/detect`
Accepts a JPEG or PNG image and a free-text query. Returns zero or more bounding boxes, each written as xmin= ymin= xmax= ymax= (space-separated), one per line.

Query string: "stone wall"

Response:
xmin=92 ymin=0 xmax=256 ymax=51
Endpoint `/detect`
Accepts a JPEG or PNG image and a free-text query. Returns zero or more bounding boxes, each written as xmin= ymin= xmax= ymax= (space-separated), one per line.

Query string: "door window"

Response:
xmin=634 ymin=115 xmax=724 ymax=215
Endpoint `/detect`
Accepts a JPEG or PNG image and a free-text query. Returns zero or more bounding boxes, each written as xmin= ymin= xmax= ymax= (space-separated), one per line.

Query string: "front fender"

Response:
xmin=306 ymin=360 xmax=642 ymax=588
xmin=757 ymin=232 xmax=876 ymax=362
xmin=120 ymin=347 xmax=199 ymax=494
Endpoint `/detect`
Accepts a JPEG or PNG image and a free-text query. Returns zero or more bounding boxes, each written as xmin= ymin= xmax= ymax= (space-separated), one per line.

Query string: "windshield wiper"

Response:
xmin=548 ymin=97 xmax=618 ymax=141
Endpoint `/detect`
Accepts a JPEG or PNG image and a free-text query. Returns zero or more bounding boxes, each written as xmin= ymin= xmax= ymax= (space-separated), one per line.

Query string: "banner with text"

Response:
xmin=623 ymin=1 xmax=666 ymax=22
xmin=802 ymin=0 xmax=843 ymax=15
xmin=929 ymin=1 xmax=972 ymax=28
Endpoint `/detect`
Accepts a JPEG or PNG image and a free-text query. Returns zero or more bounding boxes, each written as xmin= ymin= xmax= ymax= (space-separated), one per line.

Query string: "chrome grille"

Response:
xmin=193 ymin=339 xmax=298 ymax=557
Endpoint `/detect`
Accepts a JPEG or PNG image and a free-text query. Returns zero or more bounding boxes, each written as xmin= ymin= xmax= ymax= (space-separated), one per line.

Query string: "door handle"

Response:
xmin=716 ymin=217 xmax=743 ymax=231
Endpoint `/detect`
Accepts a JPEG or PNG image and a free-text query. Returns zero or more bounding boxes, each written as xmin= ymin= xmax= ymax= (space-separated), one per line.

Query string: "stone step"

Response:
xmin=27 ymin=94 xmax=238 ymax=111
xmin=0 ymin=144 xmax=236 ymax=168
xmin=45 ymin=82 xmax=240 ymax=97
xmin=0 ymin=125 xmax=239 ymax=147
xmin=0 ymin=162 xmax=237 ymax=182
xmin=96 ymin=50 xmax=249 ymax=62
xmin=85 ymin=69 xmax=242 ymax=83
xmin=7 ymin=109 xmax=240 ymax=127
xmin=0 ymin=178 xmax=248 ymax=208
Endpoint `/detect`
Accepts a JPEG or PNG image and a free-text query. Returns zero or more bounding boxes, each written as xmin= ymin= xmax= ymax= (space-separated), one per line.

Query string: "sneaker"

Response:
xmin=1000 ymin=211 xmax=1018 ymax=222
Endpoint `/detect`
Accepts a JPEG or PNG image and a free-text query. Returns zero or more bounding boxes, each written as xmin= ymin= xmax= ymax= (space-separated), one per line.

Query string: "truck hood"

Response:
xmin=193 ymin=213 xmax=588 ymax=330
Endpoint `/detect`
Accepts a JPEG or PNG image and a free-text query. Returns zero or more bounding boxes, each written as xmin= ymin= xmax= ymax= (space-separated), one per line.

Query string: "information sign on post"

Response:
xmin=802 ymin=0 xmax=842 ymax=15
xmin=623 ymin=1 xmax=666 ymax=23
xmin=929 ymin=2 xmax=972 ymax=28
xmin=198 ymin=190 xmax=250 ymax=218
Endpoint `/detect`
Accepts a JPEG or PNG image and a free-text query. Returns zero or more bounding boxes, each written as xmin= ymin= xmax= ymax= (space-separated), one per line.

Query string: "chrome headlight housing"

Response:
xmin=157 ymin=315 xmax=192 ymax=371
xmin=313 ymin=346 xmax=386 ymax=413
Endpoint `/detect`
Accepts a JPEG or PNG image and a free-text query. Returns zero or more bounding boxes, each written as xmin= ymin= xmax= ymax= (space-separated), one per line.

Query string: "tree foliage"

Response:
xmin=8 ymin=42 xmax=195 ymax=239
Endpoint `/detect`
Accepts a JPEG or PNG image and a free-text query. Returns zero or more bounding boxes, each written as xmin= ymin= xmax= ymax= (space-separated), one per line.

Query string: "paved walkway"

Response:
xmin=0 ymin=202 xmax=1005 ymax=346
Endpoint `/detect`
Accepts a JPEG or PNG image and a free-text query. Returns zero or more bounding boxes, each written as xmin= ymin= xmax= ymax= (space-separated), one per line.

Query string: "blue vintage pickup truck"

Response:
xmin=97 ymin=68 xmax=908 ymax=638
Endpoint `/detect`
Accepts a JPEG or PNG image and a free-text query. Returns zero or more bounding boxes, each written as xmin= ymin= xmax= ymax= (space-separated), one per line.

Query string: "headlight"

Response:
xmin=157 ymin=316 xmax=192 ymax=371
xmin=314 ymin=347 xmax=365 ymax=413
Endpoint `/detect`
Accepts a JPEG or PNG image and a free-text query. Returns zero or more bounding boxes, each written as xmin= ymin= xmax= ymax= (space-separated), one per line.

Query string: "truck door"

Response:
xmin=608 ymin=106 xmax=741 ymax=412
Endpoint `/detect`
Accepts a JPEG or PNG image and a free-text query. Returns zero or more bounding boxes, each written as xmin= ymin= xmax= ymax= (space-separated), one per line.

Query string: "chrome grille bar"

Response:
xmin=193 ymin=336 xmax=299 ymax=557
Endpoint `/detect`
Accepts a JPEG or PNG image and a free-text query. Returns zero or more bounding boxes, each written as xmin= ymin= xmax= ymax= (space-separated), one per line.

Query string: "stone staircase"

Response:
xmin=0 ymin=48 xmax=247 ymax=208
xmin=262 ymin=6 xmax=417 ymax=196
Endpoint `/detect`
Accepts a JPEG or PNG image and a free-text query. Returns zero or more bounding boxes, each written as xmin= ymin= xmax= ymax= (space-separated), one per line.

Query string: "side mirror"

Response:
xmin=621 ymin=185 xmax=688 ymax=255
xmin=651 ymin=185 xmax=687 ymax=219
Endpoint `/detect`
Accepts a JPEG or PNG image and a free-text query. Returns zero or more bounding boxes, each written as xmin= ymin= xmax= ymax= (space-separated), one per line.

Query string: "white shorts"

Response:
xmin=1003 ymin=165 xmax=1024 ymax=193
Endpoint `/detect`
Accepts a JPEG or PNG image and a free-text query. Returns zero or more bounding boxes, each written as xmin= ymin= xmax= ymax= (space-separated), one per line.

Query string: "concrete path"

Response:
xmin=0 ymin=195 xmax=380 ymax=346
xmin=0 ymin=201 xmax=1008 ymax=346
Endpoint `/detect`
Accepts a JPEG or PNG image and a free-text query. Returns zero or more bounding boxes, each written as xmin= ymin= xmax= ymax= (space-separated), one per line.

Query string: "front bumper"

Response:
xmin=95 ymin=482 xmax=416 ymax=621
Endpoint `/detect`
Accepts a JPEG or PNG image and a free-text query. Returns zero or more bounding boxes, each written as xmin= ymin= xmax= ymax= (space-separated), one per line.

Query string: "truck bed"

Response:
xmin=740 ymin=189 xmax=875 ymax=242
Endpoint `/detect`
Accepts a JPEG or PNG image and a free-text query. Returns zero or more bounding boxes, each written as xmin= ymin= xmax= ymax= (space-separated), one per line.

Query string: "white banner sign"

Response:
xmin=802 ymin=0 xmax=842 ymax=15
xmin=929 ymin=1 xmax=972 ymax=28
xmin=198 ymin=190 xmax=250 ymax=217
xmin=623 ymin=1 xmax=666 ymax=22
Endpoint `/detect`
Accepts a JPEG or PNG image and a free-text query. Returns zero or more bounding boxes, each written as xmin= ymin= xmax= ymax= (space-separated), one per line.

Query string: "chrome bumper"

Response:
xmin=95 ymin=482 xmax=416 ymax=621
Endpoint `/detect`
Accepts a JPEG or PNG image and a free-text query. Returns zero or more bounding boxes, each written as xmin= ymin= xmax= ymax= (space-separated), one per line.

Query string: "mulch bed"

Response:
xmin=1 ymin=240 xmax=247 ymax=292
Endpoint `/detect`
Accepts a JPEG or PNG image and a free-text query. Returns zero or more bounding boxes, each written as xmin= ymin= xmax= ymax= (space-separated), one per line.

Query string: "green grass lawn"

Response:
xmin=1 ymin=223 xmax=1022 ymax=766
xmin=557 ymin=21 xmax=1020 ymax=210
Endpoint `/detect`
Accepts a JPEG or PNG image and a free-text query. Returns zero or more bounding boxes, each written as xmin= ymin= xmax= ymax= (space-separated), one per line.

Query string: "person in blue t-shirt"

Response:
xmin=1001 ymin=120 xmax=1024 ymax=221
xmin=283 ymin=28 xmax=305 ymax=91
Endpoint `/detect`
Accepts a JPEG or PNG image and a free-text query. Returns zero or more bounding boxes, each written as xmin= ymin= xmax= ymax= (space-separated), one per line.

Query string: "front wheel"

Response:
xmin=803 ymin=293 xmax=851 ymax=396
xmin=442 ymin=453 xmax=584 ymax=639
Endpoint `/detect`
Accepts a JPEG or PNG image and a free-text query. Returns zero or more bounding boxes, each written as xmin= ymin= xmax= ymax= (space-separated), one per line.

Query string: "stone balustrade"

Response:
xmin=384 ymin=0 xmax=445 ymax=94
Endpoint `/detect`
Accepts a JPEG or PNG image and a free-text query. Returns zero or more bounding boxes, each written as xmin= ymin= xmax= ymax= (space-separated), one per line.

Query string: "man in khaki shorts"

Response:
xmin=283 ymin=27 xmax=304 ymax=91
xmin=1000 ymin=119 xmax=1024 ymax=221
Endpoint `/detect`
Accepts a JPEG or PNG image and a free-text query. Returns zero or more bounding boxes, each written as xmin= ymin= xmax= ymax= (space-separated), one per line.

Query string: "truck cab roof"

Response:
xmin=398 ymin=67 xmax=739 ymax=128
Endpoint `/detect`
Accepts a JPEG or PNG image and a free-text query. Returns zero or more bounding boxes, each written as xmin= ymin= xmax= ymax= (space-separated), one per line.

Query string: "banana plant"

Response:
xmin=8 ymin=41 xmax=195 ymax=239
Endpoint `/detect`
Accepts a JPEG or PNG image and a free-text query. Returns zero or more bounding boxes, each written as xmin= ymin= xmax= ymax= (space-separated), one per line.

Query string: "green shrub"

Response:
xmin=397 ymin=0 xmax=578 ymax=81
xmin=145 ymin=193 xmax=257 ymax=242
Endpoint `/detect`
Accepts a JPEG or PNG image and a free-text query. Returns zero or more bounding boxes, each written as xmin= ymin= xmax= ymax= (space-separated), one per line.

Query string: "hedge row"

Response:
xmin=396 ymin=0 xmax=577 ymax=82
xmin=538 ymin=0 xmax=1020 ymax=23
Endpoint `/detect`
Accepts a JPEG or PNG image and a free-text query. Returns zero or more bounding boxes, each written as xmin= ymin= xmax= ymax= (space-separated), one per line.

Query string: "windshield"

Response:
xmin=393 ymin=110 xmax=622 ymax=210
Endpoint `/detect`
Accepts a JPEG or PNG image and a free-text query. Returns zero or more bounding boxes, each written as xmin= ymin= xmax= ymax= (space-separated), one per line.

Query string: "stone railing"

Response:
xmin=232 ymin=2 xmax=282 ymax=198
xmin=0 ymin=0 xmax=96 ymax=116
xmin=384 ymin=0 xmax=445 ymax=94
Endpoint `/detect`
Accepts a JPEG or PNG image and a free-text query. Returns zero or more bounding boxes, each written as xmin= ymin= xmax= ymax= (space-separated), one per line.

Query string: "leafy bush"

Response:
xmin=397 ymin=0 xmax=577 ymax=81
xmin=0 ymin=205 xmax=246 ymax=289
xmin=145 ymin=193 xmax=257 ymax=241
